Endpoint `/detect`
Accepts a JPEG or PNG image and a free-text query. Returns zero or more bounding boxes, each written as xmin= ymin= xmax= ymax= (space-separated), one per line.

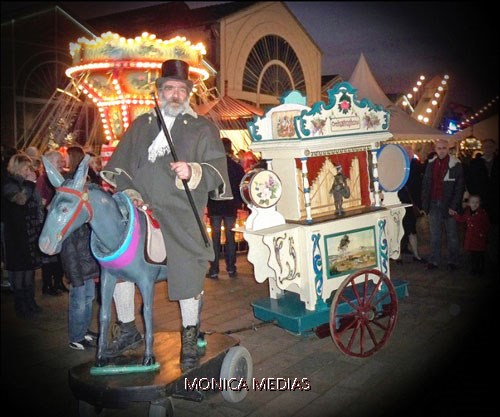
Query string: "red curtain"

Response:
xmin=295 ymin=151 xmax=371 ymax=206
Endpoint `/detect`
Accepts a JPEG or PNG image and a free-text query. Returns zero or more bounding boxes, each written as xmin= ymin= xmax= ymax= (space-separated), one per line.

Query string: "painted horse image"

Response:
xmin=39 ymin=155 xmax=167 ymax=367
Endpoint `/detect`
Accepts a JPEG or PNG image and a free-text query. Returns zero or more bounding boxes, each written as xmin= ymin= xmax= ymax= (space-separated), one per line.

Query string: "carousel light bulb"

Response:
xmin=417 ymin=81 xmax=422 ymax=86
xmin=423 ymin=117 xmax=429 ymax=123
xmin=407 ymin=93 xmax=413 ymax=99
xmin=444 ymin=74 xmax=449 ymax=79
xmin=426 ymin=108 xmax=432 ymax=113
xmin=420 ymin=75 xmax=425 ymax=80
xmin=434 ymin=93 xmax=440 ymax=98
xmin=431 ymin=100 xmax=438 ymax=105
xmin=413 ymin=87 xmax=418 ymax=92
xmin=417 ymin=114 xmax=423 ymax=121
xmin=438 ymin=86 xmax=444 ymax=91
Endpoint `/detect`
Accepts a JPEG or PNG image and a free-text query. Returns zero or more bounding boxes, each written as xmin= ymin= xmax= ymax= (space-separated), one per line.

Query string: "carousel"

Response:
xmin=241 ymin=83 xmax=410 ymax=357
xmin=66 ymin=31 xmax=208 ymax=146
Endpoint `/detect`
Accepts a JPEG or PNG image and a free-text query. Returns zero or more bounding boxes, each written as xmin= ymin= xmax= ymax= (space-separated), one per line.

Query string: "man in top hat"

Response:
xmin=101 ymin=59 xmax=232 ymax=371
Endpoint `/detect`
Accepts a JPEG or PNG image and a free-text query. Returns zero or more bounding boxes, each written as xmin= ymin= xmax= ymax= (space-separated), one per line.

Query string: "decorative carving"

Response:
xmin=272 ymin=234 xmax=300 ymax=284
xmin=378 ymin=219 xmax=389 ymax=274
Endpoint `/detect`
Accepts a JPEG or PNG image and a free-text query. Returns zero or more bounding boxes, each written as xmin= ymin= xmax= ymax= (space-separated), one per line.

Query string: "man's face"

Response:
xmin=158 ymin=80 xmax=190 ymax=117
xmin=435 ymin=141 xmax=449 ymax=159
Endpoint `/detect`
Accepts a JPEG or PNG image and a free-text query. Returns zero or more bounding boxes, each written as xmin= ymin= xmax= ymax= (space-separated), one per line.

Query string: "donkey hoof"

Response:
xmin=143 ymin=356 xmax=156 ymax=367
xmin=95 ymin=356 xmax=111 ymax=367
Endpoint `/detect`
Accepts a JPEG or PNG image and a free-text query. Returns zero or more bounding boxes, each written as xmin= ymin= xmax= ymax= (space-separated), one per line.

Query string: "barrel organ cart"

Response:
xmin=241 ymin=83 xmax=410 ymax=357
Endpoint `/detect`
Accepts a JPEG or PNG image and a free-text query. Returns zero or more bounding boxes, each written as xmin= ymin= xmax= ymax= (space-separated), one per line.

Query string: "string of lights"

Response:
xmin=458 ymin=95 xmax=499 ymax=129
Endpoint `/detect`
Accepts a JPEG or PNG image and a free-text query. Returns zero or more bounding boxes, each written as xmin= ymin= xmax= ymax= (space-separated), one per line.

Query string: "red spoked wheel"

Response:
xmin=329 ymin=269 xmax=398 ymax=357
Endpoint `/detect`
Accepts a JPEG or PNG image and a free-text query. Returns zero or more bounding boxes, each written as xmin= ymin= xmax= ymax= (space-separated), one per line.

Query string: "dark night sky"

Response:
xmin=2 ymin=1 xmax=498 ymax=111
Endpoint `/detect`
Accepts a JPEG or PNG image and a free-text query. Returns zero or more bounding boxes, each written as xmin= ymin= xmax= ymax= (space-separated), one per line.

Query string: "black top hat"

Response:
xmin=156 ymin=59 xmax=193 ymax=91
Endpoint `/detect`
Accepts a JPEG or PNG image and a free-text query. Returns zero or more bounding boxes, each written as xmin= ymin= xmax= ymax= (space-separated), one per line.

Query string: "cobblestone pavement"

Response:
xmin=2 ymin=218 xmax=497 ymax=417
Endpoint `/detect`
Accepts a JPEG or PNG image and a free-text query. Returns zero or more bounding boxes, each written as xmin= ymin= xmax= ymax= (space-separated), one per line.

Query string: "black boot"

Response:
xmin=14 ymin=290 xmax=30 ymax=318
xmin=24 ymin=287 xmax=42 ymax=314
xmin=103 ymin=320 xmax=143 ymax=358
xmin=181 ymin=325 xmax=200 ymax=372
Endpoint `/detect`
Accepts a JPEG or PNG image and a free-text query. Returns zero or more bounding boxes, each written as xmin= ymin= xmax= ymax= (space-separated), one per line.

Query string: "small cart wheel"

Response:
xmin=149 ymin=398 xmax=174 ymax=417
xmin=329 ymin=269 xmax=398 ymax=357
xmin=220 ymin=346 xmax=253 ymax=403
xmin=78 ymin=400 xmax=102 ymax=417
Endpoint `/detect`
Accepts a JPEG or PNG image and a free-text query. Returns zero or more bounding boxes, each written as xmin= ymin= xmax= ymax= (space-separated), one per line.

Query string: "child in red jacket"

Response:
xmin=450 ymin=194 xmax=490 ymax=275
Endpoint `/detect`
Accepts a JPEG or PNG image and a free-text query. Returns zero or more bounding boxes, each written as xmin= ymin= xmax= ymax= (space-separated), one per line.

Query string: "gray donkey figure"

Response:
xmin=39 ymin=154 xmax=167 ymax=369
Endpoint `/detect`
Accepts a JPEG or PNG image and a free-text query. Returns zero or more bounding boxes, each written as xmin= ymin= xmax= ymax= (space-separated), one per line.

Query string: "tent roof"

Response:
xmin=450 ymin=114 xmax=498 ymax=144
xmin=348 ymin=53 xmax=450 ymax=142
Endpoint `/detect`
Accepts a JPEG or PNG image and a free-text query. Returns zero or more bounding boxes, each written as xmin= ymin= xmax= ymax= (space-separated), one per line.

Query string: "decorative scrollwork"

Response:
xmin=378 ymin=219 xmax=388 ymax=274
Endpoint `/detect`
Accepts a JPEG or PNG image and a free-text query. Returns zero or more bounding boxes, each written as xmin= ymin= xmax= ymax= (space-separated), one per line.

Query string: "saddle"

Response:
xmin=138 ymin=206 xmax=167 ymax=265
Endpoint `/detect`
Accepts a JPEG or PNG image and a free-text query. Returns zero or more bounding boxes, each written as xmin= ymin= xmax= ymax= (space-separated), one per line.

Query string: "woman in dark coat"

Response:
xmin=2 ymin=153 xmax=43 ymax=318
xmin=60 ymin=145 xmax=100 ymax=350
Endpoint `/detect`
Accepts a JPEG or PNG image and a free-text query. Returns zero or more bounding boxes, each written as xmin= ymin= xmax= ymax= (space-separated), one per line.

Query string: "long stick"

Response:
xmin=151 ymin=93 xmax=210 ymax=247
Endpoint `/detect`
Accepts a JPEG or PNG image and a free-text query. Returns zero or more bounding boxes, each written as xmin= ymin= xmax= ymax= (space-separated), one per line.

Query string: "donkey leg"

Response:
xmin=139 ymin=281 xmax=156 ymax=366
xmin=95 ymin=272 xmax=116 ymax=366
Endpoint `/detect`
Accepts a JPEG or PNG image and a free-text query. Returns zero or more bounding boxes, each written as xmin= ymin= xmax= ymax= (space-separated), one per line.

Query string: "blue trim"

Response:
xmin=377 ymin=144 xmax=411 ymax=192
xmin=378 ymin=219 xmax=389 ymax=274
xmin=296 ymin=82 xmax=390 ymax=139
xmin=93 ymin=193 xmax=135 ymax=263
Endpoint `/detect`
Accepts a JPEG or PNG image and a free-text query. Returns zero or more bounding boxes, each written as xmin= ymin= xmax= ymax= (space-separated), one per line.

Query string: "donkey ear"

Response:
xmin=42 ymin=156 xmax=64 ymax=188
xmin=73 ymin=154 xmax=90 ymax=191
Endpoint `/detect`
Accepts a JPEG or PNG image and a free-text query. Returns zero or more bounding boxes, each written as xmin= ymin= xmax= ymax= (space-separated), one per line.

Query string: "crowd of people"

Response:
xmin=1 ymin=58 xmax=496 ymax=372
xmin=396 ymin=138 xmax=498 ymax=275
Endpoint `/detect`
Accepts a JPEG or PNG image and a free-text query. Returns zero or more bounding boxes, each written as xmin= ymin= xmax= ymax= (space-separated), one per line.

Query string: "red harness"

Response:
xmin=56 ymin=186 xmax=94 ymax=241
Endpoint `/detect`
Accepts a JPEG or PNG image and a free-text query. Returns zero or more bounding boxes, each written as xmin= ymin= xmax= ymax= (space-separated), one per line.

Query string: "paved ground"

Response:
xmin=1 ymin=218 xmax=497 ymax=417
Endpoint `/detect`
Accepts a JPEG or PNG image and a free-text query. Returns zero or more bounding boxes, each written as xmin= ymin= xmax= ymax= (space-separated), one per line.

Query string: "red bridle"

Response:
xmin=55 ymin=186 xmax=94 ymax=241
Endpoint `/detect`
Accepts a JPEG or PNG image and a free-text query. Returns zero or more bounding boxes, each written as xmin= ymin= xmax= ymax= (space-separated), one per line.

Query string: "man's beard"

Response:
xmin=161 ymin=99 xmax=189 ymax=117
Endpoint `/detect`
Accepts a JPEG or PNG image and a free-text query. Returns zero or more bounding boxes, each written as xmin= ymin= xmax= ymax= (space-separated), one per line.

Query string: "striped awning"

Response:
xmin=194 ymin=95 xmax=264 ymax=120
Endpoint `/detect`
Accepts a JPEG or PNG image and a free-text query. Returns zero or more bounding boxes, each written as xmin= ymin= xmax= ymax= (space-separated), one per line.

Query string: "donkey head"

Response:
xmin=39 ymin=154 xmax=92 ymax=255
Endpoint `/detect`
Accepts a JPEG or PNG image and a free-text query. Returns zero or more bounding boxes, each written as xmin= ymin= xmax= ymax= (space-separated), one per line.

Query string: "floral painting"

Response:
xmin=249 ymin=170 xmax=282 ymax=208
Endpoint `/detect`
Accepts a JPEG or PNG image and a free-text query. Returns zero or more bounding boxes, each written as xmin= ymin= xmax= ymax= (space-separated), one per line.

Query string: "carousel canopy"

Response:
xmin=349 ymin=53 xmax=450 ymax=143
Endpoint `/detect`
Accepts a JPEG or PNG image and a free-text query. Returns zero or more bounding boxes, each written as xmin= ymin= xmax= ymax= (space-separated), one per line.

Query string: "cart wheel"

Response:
xmin=329 ymin=269 xmax=398 ymax=357
xmin=78 ymin=400 xmax=102 ymax=417
xmin=149 ymin=398 xmax=174 ymax=417
xmin=220 ymin=346 xmax=253 ymax=403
